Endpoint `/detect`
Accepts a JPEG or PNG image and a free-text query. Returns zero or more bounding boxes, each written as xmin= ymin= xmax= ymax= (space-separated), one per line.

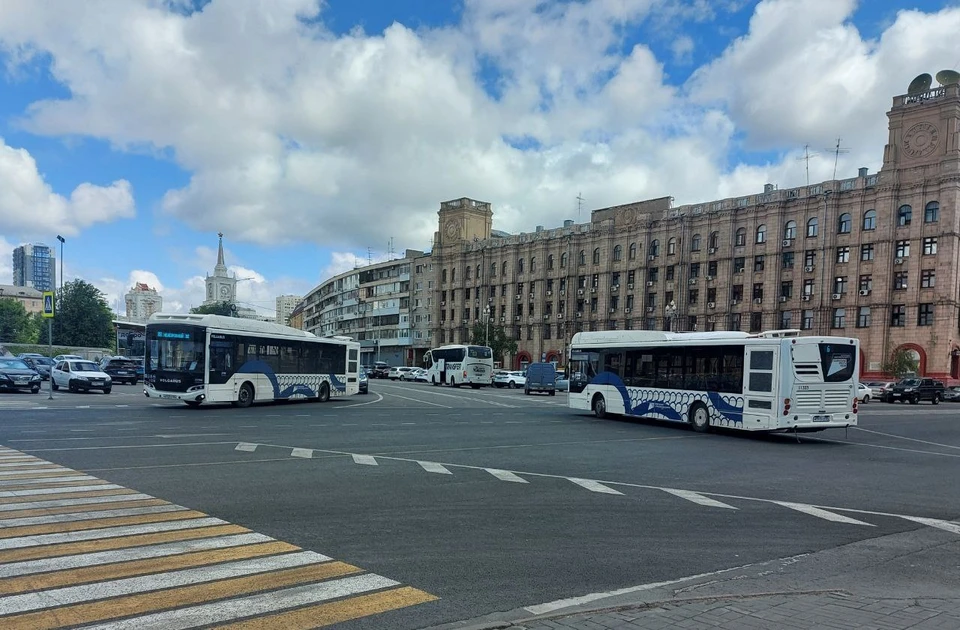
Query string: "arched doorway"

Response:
xmin=895 ymin=344 xmax=926 ymax=376
xmin=545 ymin=350 xmax=560 ymax=365
xmin=515 ymin=351 xmax=532 ymax=371
xmin=951 ymin=348 xmax=960 ymax=380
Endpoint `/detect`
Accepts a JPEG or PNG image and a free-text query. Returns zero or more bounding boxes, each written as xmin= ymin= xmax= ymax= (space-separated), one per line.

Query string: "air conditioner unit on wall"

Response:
xmin=859 ymin=289 xmax=871 ymax=296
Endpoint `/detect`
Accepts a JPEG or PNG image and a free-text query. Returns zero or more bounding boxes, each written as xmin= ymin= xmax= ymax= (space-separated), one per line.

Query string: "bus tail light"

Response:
xmin=782 ymin=398 xmax=790 ymax=416
xmin=463 ymin=370 xmax=468 ymax=378
xmin=852 ymin=398 xmax=859 ymax=414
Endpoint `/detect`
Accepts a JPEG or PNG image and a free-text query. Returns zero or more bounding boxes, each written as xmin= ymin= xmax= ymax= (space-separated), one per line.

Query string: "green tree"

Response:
xmin=51 ymin=280 xmax=115 ymax=348
xmin=0 ymin=299 xmax=38 ymax=343
xmin=190 ymin=301 xmax=235 ymax=316
xmin=470 ymin=321 xmax=518 ymax=366
xmin=881 ymin=347 xmax=919 ymax=378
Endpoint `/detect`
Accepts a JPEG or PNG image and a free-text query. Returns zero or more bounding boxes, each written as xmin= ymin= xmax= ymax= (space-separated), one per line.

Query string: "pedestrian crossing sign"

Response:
xmin=42 ymin=291 xmax=55 ymax=318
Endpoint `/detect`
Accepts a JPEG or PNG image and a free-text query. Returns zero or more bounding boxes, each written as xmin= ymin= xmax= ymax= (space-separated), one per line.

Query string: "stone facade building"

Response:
xmin=124 ymin=282 xmax=163 ymax=322
xmin=430 ymin=79 xmax=960 ymax=379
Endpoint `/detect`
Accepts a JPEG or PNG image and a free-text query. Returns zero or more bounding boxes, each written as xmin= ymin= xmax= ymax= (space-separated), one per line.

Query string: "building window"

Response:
xmin=754 ymin=255 xmax=765 ymax=272
xmin=691 ymin=234 xmax=701 ymax=251
xmin=891 ymin=305 xmax=906 ymax=327
xmin=783 ymin=221 xmax=797 ymax=240
xmin=560 ymin=253 xmax=567 ymax=268
xmin=860 ymin=244 xmax=874 ymax=261
xmin=502 ymin=261 xmax=508 ymax=276
xmin=543 ymin=324 xmax=551 ymax=340
xmin=451 ymin=268 xmax=456 ymax=282
xmin=650 ymin=240 xmax=659 ymax=257
xmin=832 ymin=308 xmax=846 ymax=329
xmin=924 ymin=201 xmax=939 ymax=223
xmin=530 ymin=257 xmax=537 ymax=272
xmin=735 ymin=228 xmax=746 ymax=246
xmin=898 ymin=204 xmax=912 ymax=226
xmin=859 ymin=275 xmax=872 ymax=292
xmin=666 ymin=266 xmax=675 ymax=281
xmin=730 ymin=313 xmax=742 ymax=331
xmin=782 ymin=252 xmax=795 ymax=269
xmin=749 ymin=312 xmax=762 ymax=332
xmin=613 ymin=245 xmax=622 ymax=262
xmin=465 ymin=266 xmax=472 ymax=280
xmin=894 ymin=271 xmax=908 ymax=290
xmin=687 ymin=315 xmax=698 ymax=331
xmin=688 ymin=289 xmax=698 ymax=304
xmin=834 ymin=276 xmax=847 ymax=294
xmin=627 ymin=270 xmax=635 ymax=284
xmin=667 ymin=238 xmax=677 ymax=256
xmin=731 ymin=285 xmax=743 ymax=302
xmin=709 ymin=231 xmax=719 ymax=250
xmin=734 ymin=257 xmax=745 ymax=273
xmin=780 ymin=281 xmax=793 ymax=298
xmin=921 ymin=269 xmax=935 ymax=288
xmin=896 ymin=240 xmax=910 ymax=258
xmin=802 ymin=309 xmax=814 ymax=330
xmin=592 ymin=248 xmax=600 ymax=265
xmin=918 ymin=303 xmax=934 ymax=326
xmin=857 ymin=307 xmax=871 ymax=328
xmin=836 ymin=247 xmax=850 ymax=264
xmin=806 ymin=217 xmax=819 ymax=237
xmin=628 ymin=243 xmax=637 ymax=260
xmin=547 ymin=255 xmax=554 ymax=270
xmin=578 ymin=250 xmax=586 ymax=266
xmin=517 ymin=258 xmax=524 ymax=274
xmin=752 ymin=283 xmax=763 ymax=301
xmin=648 ymin=267 xmax=659 ymax=282
xmin=647 ymin=292 xmax=657 ymax=308
xmin=707 ymin=287 xmax=717 ymax=303
xmin=863 ymin=209 xmax=877 ymax=230
xmin=837 ymin=213 xmax=852 ymax=234
xmin=442 ymin=269 xmax=448 ymax=283
xmin=708 ymin=261 xmax=718 ymax=277
xmin=780 ymin=311 xmax=793 ymax=328
xmin=756 ymin=224 xmax=767 ymax=244
xmin=923 ymin=237 xmax=938 ymax=256
xmin=803 ymin=279 xmax=814 ymax=296
xmin=689 ymin=263 xmax=701 ymax=278
xmin=592 ymin=274 xmax=600 ymax=288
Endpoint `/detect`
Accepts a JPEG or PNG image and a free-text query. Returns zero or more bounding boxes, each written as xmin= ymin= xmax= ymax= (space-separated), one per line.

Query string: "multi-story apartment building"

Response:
xmin=12 ymin=244 xmax=56 ymax=292
xmin=124 ymin=282 xmax=163 ymax=322
xmin=275 ymin=295 xmax=302 ymax=326
xmin=430 ymin=77 xmax=960 ymax=380
xmin=301 ymin=250 xmax=433 ymax=366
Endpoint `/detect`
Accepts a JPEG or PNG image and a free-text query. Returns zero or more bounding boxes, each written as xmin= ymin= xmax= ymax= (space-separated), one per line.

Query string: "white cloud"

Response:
xmin=0 ymin=236 xmax=15 ymax=284
xmin=670 ymin=35 xmax=695 ymax=64
xmin=0 ymin=138 xmax=135 ymax=238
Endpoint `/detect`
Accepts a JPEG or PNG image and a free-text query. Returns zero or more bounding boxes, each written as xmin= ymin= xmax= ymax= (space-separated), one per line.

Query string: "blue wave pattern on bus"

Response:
xmin=591 ymin=372 xmax=744 ymax=425
xmin=236 ymin=361 xmax=347 ymax=398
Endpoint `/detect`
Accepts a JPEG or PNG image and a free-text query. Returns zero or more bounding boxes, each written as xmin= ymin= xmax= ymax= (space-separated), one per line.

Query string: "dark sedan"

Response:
xmin=0 ymin=358 xmax=43 ymax=394
xmin=943 ymin=386 xmax=960 ymax=402
xmin=99 ymin=357 xmax=140 ymax=385
xmin=21 ymin=356 xmax=55 ymax=380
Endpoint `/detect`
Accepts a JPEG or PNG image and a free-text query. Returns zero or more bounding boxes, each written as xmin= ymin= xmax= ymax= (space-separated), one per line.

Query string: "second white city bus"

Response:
xmin=423 ymin=344 xmax=494 ymax=388
xmin=568 ymin=329 xmax=859 ymax=433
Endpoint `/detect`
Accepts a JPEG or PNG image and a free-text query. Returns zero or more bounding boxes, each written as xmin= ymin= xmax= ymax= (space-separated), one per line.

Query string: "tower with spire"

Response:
xmin=204 ymin=232 xmax=238 ymax=305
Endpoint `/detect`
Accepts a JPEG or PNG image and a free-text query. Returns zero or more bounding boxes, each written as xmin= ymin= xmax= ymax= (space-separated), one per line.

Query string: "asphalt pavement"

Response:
xmin=0 ymin=381 xmax=957 ymax=628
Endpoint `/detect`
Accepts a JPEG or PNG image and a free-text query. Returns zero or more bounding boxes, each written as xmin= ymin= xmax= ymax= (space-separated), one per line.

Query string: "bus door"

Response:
xmin=743 ymin=345 xmax=778 ymax=429
xmin=437 ymin=358 xmax=446 ymax=383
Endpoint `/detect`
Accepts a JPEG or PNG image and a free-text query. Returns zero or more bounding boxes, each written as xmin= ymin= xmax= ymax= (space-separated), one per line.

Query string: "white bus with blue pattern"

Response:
xmin=144 ymin=314 xmax=360 ymax=408
xmin=568 ymin=329 xmax=859 ymax=433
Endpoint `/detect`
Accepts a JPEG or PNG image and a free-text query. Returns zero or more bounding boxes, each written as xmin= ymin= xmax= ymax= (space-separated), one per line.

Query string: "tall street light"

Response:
xmin=484 ymin=304 xmax=491 ymax=347
xmin=56 ymin=235 xmax=65 ymax=295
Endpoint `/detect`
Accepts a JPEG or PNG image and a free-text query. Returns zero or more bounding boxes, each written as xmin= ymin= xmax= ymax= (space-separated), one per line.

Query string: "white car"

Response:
xmin=414 ymin=369 xmax=430 ymax=383
xmin=51 ymin=360 xmax=112 ymax=394
xmin=53 ymin=354 xmax=84 ymax=363
xmin=402 ymin=368 xmax=425 ymax=382
xmin=388 ymin=366 xmax=415 ymax=381
xmin=857 ymin=383 xmax=872 ymax=403
xmin=494 ymin=371 xmax=526 ymax=389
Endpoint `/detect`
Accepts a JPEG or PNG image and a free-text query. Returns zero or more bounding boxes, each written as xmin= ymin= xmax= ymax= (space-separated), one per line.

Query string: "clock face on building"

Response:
xmin=444 ymin=219 xmax=461 ymax=240
xmin=903 ymin=122 xmax=939 ymax=158
xmin=220 ymin=285 xmax=230 ymax=298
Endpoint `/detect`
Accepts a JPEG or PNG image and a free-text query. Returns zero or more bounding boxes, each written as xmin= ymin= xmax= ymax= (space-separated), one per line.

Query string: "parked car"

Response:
xmin=51 ymin=360 xmax=112 ymax=394
xmin=943 ymin=386 xmax=960 ymax=402
xmin=554 ymin=374 xmax=570 ymax=392
xmin=99 ymin=357 xmax=140 ymax=385
xmin=524 ymin=362 xmax=557 ymax=396
xmin=358 ymin=370 xmax=368 ymax=394
xmin=856 ymin=383 xmax=872 ymax=403
xmin=21 ymin=356 xmax=55 ymax=380
xmin=884 ymin=378 xmax=944 ymax=404
xmin=388 ymin=366 xmax=415 ymax=381
xmin=494 ymin=371 xmax=526 ymax=389
xmin=402 ymin=368 xmax=425 ymax=382
xmin=370 ymin=362 xmax=391 ymax=379
xmin=0 ymin=357 xmax=43 ymax=394
xmin=53 ymin=354 xmax=84 ymax=362
xmin=414 ymin=368 xmax=430 ymax=382
xmin=866 ymin=381 xmax=895 ymax=398
xmin=17 ymin=353 xmax=46 ymax=360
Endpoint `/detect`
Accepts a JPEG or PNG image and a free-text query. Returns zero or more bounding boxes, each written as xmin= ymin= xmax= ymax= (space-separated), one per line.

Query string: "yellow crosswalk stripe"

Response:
xmin=0 ymin=510 xmax=209 ymax=539
xmin=0 ymin=498 xmax=170 ymax=520
xmin=215 ymin=586 xmax=439 ymax=629
xmin=0 ymin=489 xmax=137 ymax=505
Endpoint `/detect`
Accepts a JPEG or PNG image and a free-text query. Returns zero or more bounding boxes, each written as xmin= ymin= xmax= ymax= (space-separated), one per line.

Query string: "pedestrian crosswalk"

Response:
xmin=0 ymin=445 xmax=437 ymax=629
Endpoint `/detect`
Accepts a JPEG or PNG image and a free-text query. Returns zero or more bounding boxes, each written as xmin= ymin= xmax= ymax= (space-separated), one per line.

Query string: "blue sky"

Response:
xmin=0 ymin=0 xmax=957 ymax=316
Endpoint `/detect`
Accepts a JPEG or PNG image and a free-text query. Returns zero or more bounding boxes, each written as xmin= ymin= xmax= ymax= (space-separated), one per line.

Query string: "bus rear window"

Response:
xmin=468 ymin=346 xmax=492 ymax=359
xmin=818 ymin=343 xmax=855 ymax=382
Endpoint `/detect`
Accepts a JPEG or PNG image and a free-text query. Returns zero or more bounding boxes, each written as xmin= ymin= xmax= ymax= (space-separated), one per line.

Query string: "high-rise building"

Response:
xmin=12 ymin=244 xmax=56 ymax=292
xmin=204 ymin=233 xmax=237 ymax=305
xmin=276 ymin=295 xmax=302 ymax=326
xmin=124 ymin=283 xmax=163 ymax=322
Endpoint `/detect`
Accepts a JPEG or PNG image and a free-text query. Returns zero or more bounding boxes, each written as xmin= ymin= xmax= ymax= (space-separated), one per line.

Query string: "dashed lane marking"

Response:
xmin=352 ymin=454 xmax=378 ymax=466
xmin=660 ymin=488 xmax=737 ymax=510
xmin=290 ymin=448 xmax=313 ymax=459
xmin=485 ymin=468 xmax=527 ymax=483
xmin=568 ymin=478 xmax=622 ymax=495
xmin=0 ymin=445 xmax=436 ymax=629
xmin=418 ymin=462 xmax=452 ymax=475
xmin=772 ymin=502 xmax=875 ymax=526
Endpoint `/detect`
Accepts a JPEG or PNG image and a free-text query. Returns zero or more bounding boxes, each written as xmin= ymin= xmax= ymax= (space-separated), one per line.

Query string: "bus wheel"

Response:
xmin=592 ymin=394 xmax=606 ymax=419
xmin=471 ymin=384 xmax=481 ymax=389
xmin=689 ymin=403 xmax=710 ymax=433
xmin=235 ymin=382 xmax=254 ymax=408
xmin=185 ymin=401 xmax=201 ymax=408
xmin=317 ymin=382 xmax=330 ymax=403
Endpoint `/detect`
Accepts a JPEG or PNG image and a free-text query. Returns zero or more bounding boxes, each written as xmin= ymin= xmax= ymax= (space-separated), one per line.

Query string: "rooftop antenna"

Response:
xmin=797 ymin=144 xmax=818 ymax=186
xmin=576 ymin=192 xmax=585 ymax=219
xmin=367 ymin=247 xmax=373 ymax=266
xmin=936 ymin=69 xmax=960 ymax=86
xmin=824 ymin=138 xmax=851 ymax=180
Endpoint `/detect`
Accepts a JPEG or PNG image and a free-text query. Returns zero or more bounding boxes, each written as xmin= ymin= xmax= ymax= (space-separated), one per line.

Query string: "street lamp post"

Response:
xmin=56 ymin=235 xmax=65 ymax=295
xmin=484 ymin=304 xmax=491 ymax=347
xmin=665 ymin=300 xmax=677 ymax=332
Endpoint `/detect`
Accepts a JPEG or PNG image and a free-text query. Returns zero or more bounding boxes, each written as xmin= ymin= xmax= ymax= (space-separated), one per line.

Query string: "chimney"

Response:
xmin=563 ymin=219 xmax=574 ymax=228
xmin=763 ymin=183 xmax=775 ymax=194
xmin=858 ymin=167 xmax=868 ymax=178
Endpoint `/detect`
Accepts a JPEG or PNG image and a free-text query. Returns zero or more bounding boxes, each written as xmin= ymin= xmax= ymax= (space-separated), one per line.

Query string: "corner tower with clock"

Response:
xmin=203 ymin=232 xmax=238 ymax=306
xmin=882 ymin=71 xmax=960 ymax=179
xmin=435 ymin=198 xmax=493 ymax=248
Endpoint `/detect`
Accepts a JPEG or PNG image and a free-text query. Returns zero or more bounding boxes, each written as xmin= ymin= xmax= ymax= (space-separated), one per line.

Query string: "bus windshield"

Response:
xmin=146 ymin=328 xmax=205 ymax=375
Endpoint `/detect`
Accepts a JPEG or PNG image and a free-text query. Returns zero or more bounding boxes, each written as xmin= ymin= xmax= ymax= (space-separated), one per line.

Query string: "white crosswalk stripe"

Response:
xmin=774 ymin=501 xmax=874 ymax=526
xmin=568 ymin=478 xmax=623 ymax=495
xmin=418 ymin=461 xmax=452 ymax=474
xmin=485 ymin=468 xmax=528 ymax=483
xmin=661 ymin=488 xmax=738 ymax=510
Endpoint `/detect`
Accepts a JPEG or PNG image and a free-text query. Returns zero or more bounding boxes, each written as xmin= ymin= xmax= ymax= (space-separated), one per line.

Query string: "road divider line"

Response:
xmin=418 ymin=462 xmax=452 ymax=475
xmin=352 ymin=455 xmax=378 ymax=466
xmin=290 ymin=448 xmax=313 ymax=459
xmin=568 ymin=478 xmax=622 ymax=495
xmin=486 ymin=468 xmax=527 ymax=483
xmin=378 ymin=390 xmax=451 ymax=408
xmin=898 ymin=516 xmax=960 ymax=535
xmin=773 ymin=501 xmax=874 ymax=526
xmin=661 ymin=488 xmax=738 ymax=510
xmin=235 ymin=443 xmax=257 ymax=452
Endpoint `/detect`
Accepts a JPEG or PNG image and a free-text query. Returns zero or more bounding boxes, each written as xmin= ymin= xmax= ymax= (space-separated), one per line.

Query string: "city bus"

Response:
xmin=144 ymin=313 xmax=360 ymax=407
xmin=423 ymin=344 xmax=494 ymax=388
xmin=567 ymin=329 xmax=858 ymax=433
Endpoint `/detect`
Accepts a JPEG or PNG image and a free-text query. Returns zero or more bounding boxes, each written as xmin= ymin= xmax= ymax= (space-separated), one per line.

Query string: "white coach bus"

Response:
xmin=567 ymin=329 xmax=859 ymax=433
xmin=144 ymin=314 xmax=360 ymax=407
xmin=423 ymin=344 xmax=494 ymax=388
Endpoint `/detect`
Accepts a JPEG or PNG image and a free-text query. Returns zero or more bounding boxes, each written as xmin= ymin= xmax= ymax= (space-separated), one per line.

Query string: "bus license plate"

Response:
xmin=159 ymin=394 xmax=179 ymax=400
xmin=813 ymin=415 xmax=831 ymax=423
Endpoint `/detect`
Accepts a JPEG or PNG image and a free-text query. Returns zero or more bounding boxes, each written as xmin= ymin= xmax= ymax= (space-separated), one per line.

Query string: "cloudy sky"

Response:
xmin=0 ymin=0 xmax=956 ymax=316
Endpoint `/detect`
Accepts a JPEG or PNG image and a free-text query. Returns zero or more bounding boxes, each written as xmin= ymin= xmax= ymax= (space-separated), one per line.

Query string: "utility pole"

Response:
xmin=42 ymin=291 xmax=55 ymax=399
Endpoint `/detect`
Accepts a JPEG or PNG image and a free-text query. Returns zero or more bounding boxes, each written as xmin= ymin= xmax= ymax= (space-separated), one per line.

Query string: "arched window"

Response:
xmin=735 ymin=228 xmax=746 ymax=246
xmin=530 ymin=256 xmax=537 ymax=272
xmin=560 ymin=253 xmax=568 ymax=268
xmin=756 ymin=224 xmax=767 ymax=244
xmin=628 ymin=243 xmax=637 ymax=260
xmin=862 ymin=210 xmax=876 ymax=231
xmin=490 ymin=262 xmax=497 ymax=277
xmin=783 ymin=221 xmax=797 ymax=240
xmin=709 ymin=231 xmax=719 ymax=250
xmin=592 ymin=248 xmax=600 ymax=265
xmin=898 ymin=204 xmax=912 ymax=227
xmin=837 ymin=213 xmax=852 ymax=234
xmin=451 ymin=267 xmax=456 ymax=282
xmin=667 ymin=238 xmax=677 ymax=255
xmin=547 ymin=254 xmax=554 ymax=270
xmin=476 ymin=265 xmax=481 ymax=280
xmin=925 ymin=201 xmax=939 ymax=223
xmin=501 ymin=261 xmax=507 ymax=276
xmin=806 ymin=217 xmax=818 ymax=237
xmin=613 ymin=245 xmax=623 ymax=262
xmin=650 ymin=240 xmax=659 ymax=257
xmin=517 ymin=258 xmax=524 ymax=273
xmin=578 ymin=250 xmax=586 ymax=266
xmin=465 ymin=266 xmax=472 ymax=280
xmin=691 ymin=234 xmax=701 ymax=251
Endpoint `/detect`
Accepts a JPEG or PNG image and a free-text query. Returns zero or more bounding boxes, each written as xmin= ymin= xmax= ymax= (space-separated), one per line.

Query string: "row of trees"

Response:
xmin=0 ymin=280 xmax=115 ymax=349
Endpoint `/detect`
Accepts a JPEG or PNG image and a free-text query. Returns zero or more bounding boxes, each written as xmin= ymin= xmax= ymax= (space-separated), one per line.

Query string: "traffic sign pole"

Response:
xmin=42 ymin=291 xmax=55 ymax=400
